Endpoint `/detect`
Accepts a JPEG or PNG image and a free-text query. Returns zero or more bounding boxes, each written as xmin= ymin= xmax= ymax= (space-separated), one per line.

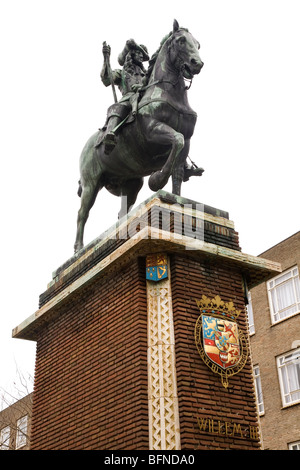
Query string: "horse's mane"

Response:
xmin=145 ymin=28 xmax=189 ymax=84
xmin=145 ymin=32 xmax=171 ymax=83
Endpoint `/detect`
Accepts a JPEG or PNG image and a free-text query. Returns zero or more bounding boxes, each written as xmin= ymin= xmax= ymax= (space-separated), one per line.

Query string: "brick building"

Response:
xmin=0 ymin=393 xmax=33 ymax=450
xmin=248 ymin=231 xmax=300 ymax=450
xmin=12 ymin=191 xmax=280 ymax=450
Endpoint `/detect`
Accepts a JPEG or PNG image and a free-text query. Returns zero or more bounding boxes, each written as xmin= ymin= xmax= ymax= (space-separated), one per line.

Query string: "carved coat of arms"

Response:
xmin=194 ymin=295 xmax=248 ymax=388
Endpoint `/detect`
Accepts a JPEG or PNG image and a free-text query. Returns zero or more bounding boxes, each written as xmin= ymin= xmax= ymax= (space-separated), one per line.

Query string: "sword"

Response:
xmin=103 ymin=41 xmax=117 ymax=104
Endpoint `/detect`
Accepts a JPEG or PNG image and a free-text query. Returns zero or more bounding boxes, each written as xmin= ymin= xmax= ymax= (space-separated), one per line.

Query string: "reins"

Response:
xmin=140 ymin=76 xmax=193 ymax=92
xmin=183 ymin=78 xmax=193 ymax=90
xmin=140 ymin=78 xmax=179 ymax=92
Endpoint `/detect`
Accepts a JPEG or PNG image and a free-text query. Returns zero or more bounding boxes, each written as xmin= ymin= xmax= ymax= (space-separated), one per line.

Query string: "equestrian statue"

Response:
xmin=75 ymin=20 xmax=204 ymax=252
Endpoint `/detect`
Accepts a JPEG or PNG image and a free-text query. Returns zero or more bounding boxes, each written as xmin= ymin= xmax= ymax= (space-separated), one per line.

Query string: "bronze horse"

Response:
xmin=74 ymin=20 xmax=204 ymax=252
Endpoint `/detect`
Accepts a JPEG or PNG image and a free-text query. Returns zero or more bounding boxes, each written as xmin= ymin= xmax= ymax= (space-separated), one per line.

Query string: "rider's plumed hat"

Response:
xmin=118 ymin=39 xmax=149 ymax=66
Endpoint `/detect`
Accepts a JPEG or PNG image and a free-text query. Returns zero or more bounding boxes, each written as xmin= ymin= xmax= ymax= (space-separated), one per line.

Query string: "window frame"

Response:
xmin=15 ymin=415 xmax=28 ymax=449
xmin=253 ymin=365 xmax=264 ymax=415
xmin=267 ymin=266 xmax=300 ymax=324
xmin=246 ymin=291 xmax=255 ymax=335
xmin=277 ymin=348 xmax=300 ymax=407
xmin=288 ymin=440 xmax=300 ymax=450
xmin=0 ymin=426 xmax=10 ymax=450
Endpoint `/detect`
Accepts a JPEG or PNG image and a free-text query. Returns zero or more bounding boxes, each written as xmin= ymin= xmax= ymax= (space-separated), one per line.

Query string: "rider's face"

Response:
xmin=133 ymin=50 xmax=143 ymax=64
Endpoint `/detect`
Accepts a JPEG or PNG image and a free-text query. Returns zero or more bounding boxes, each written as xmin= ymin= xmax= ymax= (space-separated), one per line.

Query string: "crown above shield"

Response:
xmin=195 ymin=295 xmax=241 ymax=321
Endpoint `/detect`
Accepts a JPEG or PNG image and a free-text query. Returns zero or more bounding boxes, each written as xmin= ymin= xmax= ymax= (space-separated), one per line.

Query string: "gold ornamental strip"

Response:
xmin=146 ymin=254 xmax=181 ymax=450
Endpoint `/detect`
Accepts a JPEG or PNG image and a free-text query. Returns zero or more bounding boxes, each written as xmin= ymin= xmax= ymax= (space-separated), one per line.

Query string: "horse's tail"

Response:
xmin=77 ymin=180 xmax=82 ymax=197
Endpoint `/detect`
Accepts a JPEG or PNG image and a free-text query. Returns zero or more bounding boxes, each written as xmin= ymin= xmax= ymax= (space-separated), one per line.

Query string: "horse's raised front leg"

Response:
xmin=147 ymin=120 xmax=184 ymax=192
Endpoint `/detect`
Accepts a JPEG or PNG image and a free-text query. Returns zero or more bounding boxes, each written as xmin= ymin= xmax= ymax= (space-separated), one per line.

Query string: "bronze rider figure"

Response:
xmin=96 ymin=39 xmax=149 ymax=154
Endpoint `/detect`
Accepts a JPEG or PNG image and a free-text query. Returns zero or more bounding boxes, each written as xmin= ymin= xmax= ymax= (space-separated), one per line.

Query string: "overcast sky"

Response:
xmin=0 ymin=0 xmax=299 ymax=403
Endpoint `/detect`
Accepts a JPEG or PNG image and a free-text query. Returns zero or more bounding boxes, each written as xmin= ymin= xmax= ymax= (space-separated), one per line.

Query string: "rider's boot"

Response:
xmin=102 ymin=117 xmax=120 ymax=154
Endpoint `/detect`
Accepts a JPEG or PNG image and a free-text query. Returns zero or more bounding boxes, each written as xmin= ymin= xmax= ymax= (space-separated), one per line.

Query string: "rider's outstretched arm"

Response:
xmin=100 ymin=43 xmax=121 ymax=88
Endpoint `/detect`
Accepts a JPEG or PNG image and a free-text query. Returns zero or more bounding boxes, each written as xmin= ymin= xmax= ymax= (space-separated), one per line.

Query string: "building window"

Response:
xmin=16 ymin=415 xmax=28 ymax=449
xmin=0 ymin=426 xmax=10 ymax=450
xmin=246 ymin=291 xmax=255 ymax=335
xmin=289 ymin=441 xmax=300 ymax=450
xmin=277 ymin=348 xmax=300 ymax=407
xmin=253 ymin=365 xmax=264 ymax=415
xmin=267 ymin=266 xmax=300 ymax=324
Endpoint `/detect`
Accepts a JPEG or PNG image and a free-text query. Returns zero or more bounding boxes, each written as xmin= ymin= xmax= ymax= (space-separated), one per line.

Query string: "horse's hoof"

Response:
xmin=74 ymin=243 xmax=83 ymax=253
xmin=149 ymin=171 xmax=169 ymax=192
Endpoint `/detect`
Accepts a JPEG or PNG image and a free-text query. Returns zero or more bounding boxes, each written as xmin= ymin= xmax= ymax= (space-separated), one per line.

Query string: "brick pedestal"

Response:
xmin=13 ymin=191 xmax=281 ymax=450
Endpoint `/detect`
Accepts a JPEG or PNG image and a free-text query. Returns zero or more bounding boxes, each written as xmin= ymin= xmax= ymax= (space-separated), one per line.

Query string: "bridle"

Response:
xmin=167 ymin=30 xmax=197 ymax=90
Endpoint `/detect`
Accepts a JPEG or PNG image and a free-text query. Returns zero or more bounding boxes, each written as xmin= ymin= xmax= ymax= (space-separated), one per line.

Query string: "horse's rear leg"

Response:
xmin=118 ymin=177 xmax=144 ymax=219
xmin=74 ymin=182 xmax=101 ymax=252
xmin=172 ymin=140 xmax=190 ymax=195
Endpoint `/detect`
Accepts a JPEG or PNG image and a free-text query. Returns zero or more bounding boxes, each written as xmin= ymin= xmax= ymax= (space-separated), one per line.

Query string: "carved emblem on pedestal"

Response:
xmin=194 ymin=295 xmax=248 ymax=388
xmin=146 ymin=254 xmax=168 ymax=282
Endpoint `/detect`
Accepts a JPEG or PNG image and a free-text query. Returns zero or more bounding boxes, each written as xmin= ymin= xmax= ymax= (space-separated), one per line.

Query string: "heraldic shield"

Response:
xmin=195 ymin=295 xmax=248 ymax=388
xmin=146 ymin=254 xmax=168 ymax=282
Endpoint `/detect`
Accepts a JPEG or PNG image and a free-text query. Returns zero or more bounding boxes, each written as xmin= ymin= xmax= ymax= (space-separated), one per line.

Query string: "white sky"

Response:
xmin=0 ymin=0 xmax=299 ymax=401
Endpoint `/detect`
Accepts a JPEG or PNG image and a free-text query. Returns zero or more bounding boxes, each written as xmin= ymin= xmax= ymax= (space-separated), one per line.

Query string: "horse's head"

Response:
xmin=169 ymin=19 xmax=204 ymax=80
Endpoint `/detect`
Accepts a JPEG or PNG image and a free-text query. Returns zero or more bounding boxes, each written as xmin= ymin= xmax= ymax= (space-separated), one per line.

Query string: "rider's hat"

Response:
xmin=118 ymin=40 xmax=149 ymax=66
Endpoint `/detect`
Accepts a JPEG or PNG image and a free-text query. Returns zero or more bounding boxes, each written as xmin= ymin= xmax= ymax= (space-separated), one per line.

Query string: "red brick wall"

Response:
xmin=30 ymin=258 xmax=148 ymax=450
xmin=170 ymin=253 xmax=261 ymax=450
xmin=30 ymin=250 xmax=260 ymax=450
